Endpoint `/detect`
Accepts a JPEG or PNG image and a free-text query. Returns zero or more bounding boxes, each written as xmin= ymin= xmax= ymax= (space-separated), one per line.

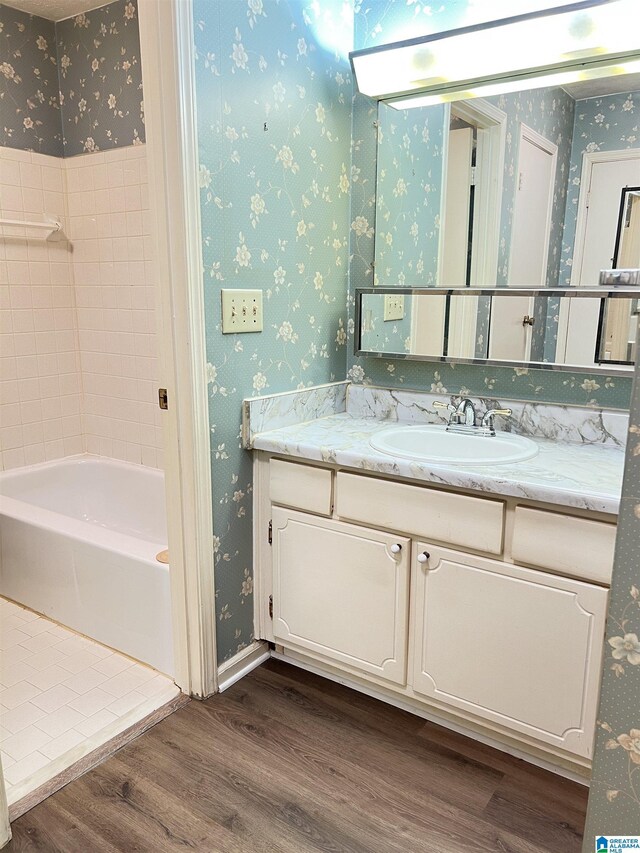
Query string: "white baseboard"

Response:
xmin=271 ymin=650 xmax=590 ymax=787
xmin=217 ymin=641 xmax=270 ymax=692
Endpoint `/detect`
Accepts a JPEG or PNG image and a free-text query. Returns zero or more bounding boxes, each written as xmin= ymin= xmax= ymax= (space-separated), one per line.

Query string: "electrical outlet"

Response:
xmin=221 ymin=289 xmax=263 ymax=333
xmin=383 ymin=294 xmax=404 ymax=322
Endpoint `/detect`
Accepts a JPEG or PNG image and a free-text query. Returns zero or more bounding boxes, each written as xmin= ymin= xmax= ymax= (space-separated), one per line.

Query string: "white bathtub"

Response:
xmin=0 ymin=456 xmax=174 ymax=675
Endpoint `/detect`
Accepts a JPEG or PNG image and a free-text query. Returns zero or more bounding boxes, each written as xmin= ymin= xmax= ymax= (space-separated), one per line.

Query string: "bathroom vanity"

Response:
xmin=248 ymin=385 xmax=625 ymax=778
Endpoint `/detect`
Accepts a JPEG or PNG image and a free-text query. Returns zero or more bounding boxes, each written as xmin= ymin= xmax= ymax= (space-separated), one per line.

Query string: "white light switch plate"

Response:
xmin=221 ymin=289 xmax=263 ymax=333
xmin=383 ymin=294 xmax=405 ymax=322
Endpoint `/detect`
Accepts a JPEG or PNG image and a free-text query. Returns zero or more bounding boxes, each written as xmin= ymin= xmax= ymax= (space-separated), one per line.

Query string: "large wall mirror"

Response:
xmin=366 ymin=68 xmax=640 ymax=370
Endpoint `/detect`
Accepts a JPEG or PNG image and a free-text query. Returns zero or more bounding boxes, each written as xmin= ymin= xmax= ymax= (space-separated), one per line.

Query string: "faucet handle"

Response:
xmin=481 ymin=408 xmax=512 ymax=429
xmin=433 ymin=401 xmax=457 ymax=423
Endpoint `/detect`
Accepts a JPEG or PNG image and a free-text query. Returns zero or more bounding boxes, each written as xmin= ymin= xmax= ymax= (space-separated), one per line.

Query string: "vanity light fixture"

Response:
xmin=349 ymin=0 xmax=640 ymax=105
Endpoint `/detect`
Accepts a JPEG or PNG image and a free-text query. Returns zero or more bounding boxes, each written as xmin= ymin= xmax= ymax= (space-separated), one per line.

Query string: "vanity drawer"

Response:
xmin=269 ymin=459 xmax=332 ymax=516
xmin=335 ymin=472 xmax=504 ymax=555
xmin=512 ymin=506 xmax=616 ymax=585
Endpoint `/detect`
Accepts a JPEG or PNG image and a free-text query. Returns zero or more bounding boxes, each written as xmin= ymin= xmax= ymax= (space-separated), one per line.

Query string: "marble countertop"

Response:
xmin=252 ymin=413 xmax=625 ymax=514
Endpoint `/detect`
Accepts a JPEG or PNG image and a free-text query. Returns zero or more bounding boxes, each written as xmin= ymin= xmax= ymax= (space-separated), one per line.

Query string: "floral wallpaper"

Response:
xmin=354 ymin=0 xmax=579 ymax=50
xmin=1 ymin=4 xmax=63 ymax=157
xmin=194 ymin=0 xmax=352 ymax=663
xmin=561 ymin=91 xmax=640 ymax=286
xmin=360 ymin=293 xmax=412 ymax=353
xmin=487 ymin=86 xmax=575 ymax=289
xmin=583 ymin=360 xmax=640 ymax=845
xmin=56 ymin=0 xmax=144 ymax=156
xmin=1 ymin=0 xmax=144 ymax=158
xmin=374 ymin=100 xmax=445 ymax=286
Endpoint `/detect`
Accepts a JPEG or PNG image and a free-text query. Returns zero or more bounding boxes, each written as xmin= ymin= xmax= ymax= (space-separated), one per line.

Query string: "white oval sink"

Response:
xmin=370 ymin=424 xmax=539 ymax=466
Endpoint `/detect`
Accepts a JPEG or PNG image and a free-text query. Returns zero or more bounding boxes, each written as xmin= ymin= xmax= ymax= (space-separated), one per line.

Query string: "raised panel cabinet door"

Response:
xmin=411 ymin=544 xmax=609 ymax=758
xmin=272 ymin=507 xmax=410 ymax=685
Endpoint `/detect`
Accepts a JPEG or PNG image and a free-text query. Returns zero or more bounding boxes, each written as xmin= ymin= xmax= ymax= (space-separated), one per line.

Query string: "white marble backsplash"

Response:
xmin=242 ymin=381 xmax=348 ymax=448
xmin=346 ymin=386 xmax=629 ymax=449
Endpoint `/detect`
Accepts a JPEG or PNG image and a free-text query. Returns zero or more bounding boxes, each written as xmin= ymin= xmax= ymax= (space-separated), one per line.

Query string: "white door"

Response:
xmin=411 ymin=543 xmax=608 ymax=758
xmin=441 ymin=127 xmax=473 ymax=286
xmin=490 ymin=126 xmax=557 ymax=361
xmin=563 ymin=154 xmax=640 ymax=366
xmin=578 ymin=159 xmax=640 ymax=281
xmin=271 ymin=508 xmax=410 ymax=685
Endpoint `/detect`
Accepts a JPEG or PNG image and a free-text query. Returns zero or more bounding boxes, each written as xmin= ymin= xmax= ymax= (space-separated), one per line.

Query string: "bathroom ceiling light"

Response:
xmin=349 ymin=0 xmax=640 ymax=103
xmin=387 ymin=58 xmax=640 ymax=110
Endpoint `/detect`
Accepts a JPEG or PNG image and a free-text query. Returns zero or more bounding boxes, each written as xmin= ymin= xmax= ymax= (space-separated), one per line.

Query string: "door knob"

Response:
xmin=390 ymin=543 xmax=402 ymax=554
xmin=417 ymin=551 xmax=430 ymax=564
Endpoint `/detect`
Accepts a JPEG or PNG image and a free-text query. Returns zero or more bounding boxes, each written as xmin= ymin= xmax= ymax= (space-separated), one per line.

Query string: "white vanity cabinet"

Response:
xmin=255 ymin=455 xmax=614 ymax=771
xmin=411 ymin=544 xmax=608 ymax=759
xmin=271 ymin=508 xmax=410 ymax=685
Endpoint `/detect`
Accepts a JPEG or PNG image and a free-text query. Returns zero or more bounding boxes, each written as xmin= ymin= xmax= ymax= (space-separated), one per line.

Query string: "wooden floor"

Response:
xmin=6 ymin=659 xmax=588 ymax=853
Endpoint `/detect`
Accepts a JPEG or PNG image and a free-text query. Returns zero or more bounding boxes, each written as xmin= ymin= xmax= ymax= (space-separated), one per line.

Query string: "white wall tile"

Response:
xmin=1 ymin=145 xmax=161 ymax=471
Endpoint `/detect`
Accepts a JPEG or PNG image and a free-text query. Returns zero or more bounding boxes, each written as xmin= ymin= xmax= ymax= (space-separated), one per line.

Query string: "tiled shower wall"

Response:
xmin=0 ymin=144 xmax=161 ymax=471
xmin=0 ymin=149 xmax=83 ymax=470
xmin=65 ymin=147 xmax=162 ymax=468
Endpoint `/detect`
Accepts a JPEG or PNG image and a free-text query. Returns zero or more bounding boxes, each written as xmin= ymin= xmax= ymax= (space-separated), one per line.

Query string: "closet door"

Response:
xmin=411 ymin=544 xmax=608 ymax=758
xmin=272 ymin=507 xmax=410 ymax=685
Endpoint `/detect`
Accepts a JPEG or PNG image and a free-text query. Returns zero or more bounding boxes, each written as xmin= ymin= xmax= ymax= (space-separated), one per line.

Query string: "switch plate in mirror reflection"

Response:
xmin=355 ymin=287 xmax=639 ymax=376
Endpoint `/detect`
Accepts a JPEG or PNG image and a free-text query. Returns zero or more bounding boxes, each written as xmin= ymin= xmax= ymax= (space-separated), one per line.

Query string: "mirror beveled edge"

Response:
xmin=354 ymin=286 xmax=638 ymax=376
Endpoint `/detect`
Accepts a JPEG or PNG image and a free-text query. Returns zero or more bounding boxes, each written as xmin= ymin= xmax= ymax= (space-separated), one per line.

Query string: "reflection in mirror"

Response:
xmin=595 ymin=190 xmax=640 ymax=364
xmin=373 ymin=78 xmax=640 ymax=293
xmin=598 ymin=298 xmax=639 ymax=364
xmin=359 ymin=290 xmax=639 ymax=372
xmin=614 ymin=188 xmax=640 ymax=270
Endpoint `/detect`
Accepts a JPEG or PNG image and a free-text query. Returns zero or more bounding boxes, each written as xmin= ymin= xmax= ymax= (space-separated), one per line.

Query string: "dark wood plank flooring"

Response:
xmin=6 ymin=659 xmax=587 ymax=853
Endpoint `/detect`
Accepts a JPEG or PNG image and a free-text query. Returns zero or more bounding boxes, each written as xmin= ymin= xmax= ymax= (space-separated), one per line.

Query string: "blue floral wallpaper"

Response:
xmin=488 ymin=86 xmax=575 ymax=288
xmin=561 ymin=91 xmax=640 ymax=286
xmin=360 ymin=293 xmax=412 ymax=353
xmin=1 ymin=4 xmax=63 ymax=157
xmin=354 ymin=0 xmax=574 ymax=50
xmin=194 ymin=0 xmax=352 ymax=662
xmin=374 ymin=101 xmax=445 ymax=286
xmin=583 ymin=355 xmax=640 ymax=845
xmin=56 ymin=0 xmax=144 ymax=156
xmin=1 ymin=0 xmax=144 ymax=158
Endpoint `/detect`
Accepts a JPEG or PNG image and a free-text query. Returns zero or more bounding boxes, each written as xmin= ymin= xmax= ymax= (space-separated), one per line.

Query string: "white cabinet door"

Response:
xmin=411 ymin=544 xmax=608 ymax=758
xmin=272 ymin=507 xmax=410 ymax=685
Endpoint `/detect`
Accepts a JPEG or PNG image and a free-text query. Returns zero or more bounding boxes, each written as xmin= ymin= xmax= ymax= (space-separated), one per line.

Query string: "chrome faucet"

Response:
xmin=457 ymin=398 xmax=476 ymax=426
xmin=434 ymin=398 xmax=476 ymax=428
xmin=433 ymin=398 xmax=512 ymax=437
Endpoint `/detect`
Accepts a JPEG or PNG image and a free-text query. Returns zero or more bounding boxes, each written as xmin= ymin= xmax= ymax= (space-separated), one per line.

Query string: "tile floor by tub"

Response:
xmin=0 ymin=596 xmax=180 ymax=806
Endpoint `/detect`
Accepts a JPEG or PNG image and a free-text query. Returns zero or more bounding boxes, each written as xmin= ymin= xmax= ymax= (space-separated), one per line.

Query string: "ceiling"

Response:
xmin=4 ymin=0 xmax=115 ymax=22
xmin=563 ymin=73 xmax=640 ymax=100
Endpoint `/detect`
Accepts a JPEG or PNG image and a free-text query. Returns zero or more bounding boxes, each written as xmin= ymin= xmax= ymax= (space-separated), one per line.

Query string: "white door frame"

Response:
xmin=0 ymin=758 xmax=10 ymax=848
xmin=138 ymin=0 xmax=217 ymax=698
xmin=456 ymin=99 xmax=506 ymax=289
xmin=557 ymin=148 xmax=640 ymax=364
xmin=437 ymin=98 xmax=507 ymax=288
xmin=435 ymin=99 xmax=506 ymax=358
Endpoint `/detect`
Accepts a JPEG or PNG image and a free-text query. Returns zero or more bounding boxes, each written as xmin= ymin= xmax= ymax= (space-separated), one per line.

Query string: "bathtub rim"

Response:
xmin=0 ymin=454 xmax=168 ymax=567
